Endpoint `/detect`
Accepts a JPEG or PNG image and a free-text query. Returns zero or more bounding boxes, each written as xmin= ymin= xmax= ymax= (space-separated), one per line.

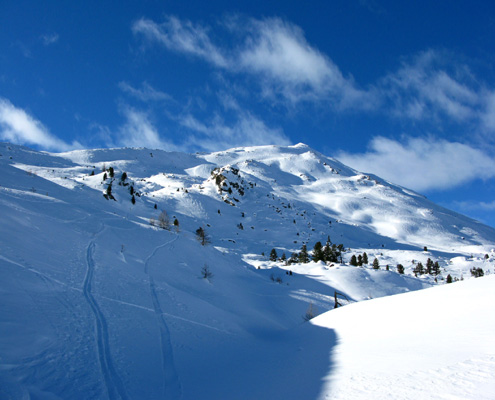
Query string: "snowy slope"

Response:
xmin=0 ymin=142 xmax=494 ymax=399
xmin=312 ymin=275 xmax=495 ymax=400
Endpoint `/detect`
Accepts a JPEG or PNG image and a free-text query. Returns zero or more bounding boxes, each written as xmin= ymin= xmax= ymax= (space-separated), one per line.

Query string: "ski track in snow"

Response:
xmin=84 ymin=239 xmax=130 ymax=400
xmin=144 ymin=235 xmax=183 ymax=399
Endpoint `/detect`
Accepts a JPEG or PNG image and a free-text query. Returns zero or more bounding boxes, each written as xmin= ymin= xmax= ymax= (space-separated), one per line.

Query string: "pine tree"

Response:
xmin=446 ymin=274 xmax=453 ymax=283
xmin=372 ymin=258 xmax=380 ymax=269
xmin=357 ymin=254 xmax=363 ymax=266
xmin=280 ymin=253 xmax=287 ymax=264
xmin=131 ymin=195 xmax=135 ymax=204
xmin=312 ymin=241 xmax=324 ymax=262
xmin=108 ymin=167 xmax=114 ymax=178
xmin=426 ymin=258 xmax=434 ymax=274
xmin=299 ymin=244 xmax=309 ymax=263
xmin=323 ymin=239 xmax=332 ymax=262
xmin=396 ymin=264 xmax=405 ymax=274
xmin=103 ymin=172 xmax=107 ymax=181
xmin=288 ymin=252 xmax=299 ymax=265
xmin=362 ymin=252 xmax=369 ymax=265
xmin=349 ymin=255 xmax=358 ymax=266
xmin=413 ymin=262 xmax=424 ymax=275
xmin=432 ymin=261 xmax=440 ymax=276
xmin=270 ymin=248 xmax=278 ymax=262
xmin=121 ymin=172 xmax=127 ymax=182
xmin=196 ymin=227 xmax=210 ymax=246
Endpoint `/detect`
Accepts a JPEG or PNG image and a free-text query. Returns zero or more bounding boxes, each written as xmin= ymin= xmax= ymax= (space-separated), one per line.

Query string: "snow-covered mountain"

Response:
xmin=0 ymin=142 xmax=493 ymax=399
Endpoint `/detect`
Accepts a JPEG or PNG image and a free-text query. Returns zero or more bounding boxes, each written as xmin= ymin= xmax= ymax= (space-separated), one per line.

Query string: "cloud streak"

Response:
xmin=377 ymin=51 xmax=484 ymax=124
xmin=132 ymin=16 xmax=228 ymax=67
xmin=337 ymin=136 xmax=495 ymax=192
xmin=179 ymin=111 xmax=291 ymax=152
xmin=0 ymin=98 xmax=75 ymax=151
xmin=132 ymin=16 xmax=495 ymax=135
xmin=118 ymin=107 xmax=178 ymax=150
xmin=132 ymin=16 xmax=371 ymax=108
xmin=118 ymin=81 xmax=173 ymax=103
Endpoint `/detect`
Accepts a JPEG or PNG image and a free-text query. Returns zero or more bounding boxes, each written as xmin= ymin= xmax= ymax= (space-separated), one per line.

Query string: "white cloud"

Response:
xmin=337 ymin=136 xmax=495 ymax=192
xmin=453 ymin=200 xmax=495 ymax=212
xmin=118 ymin=81 xmax=173 ymax=102
xmin=0 ymin=98 xmax=75 ymax=151
xmin=481 ymin=91 xmax=495 ymax=132
xmin=41 ymin=33 xmax=59 ymax=46
xmin=179 ymin=112 xmax=291 ymax=152
xmin=118 ymin=107 xmax=178 ymax=150
xmin=378 ymin=51 xmax=481 ymax=123
xmin=132 ymin=16 xmax=228 ymax=67
xmin=132 ymin=16 xmax=371 ymax=108
xmin=239 ymin=18 xmax=374 ymax=108
xmin=132 ymin=17 xmax=495 ymax=136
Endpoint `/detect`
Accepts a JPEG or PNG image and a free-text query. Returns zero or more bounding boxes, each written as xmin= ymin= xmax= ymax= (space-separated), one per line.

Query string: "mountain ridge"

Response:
xmin=0 ymin=141 xmax=494 ymax=398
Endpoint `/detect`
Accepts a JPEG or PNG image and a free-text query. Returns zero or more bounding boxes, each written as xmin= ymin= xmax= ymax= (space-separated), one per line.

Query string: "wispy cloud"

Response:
xmin=132 ymin=16 xmax=495 ymax=135
xmin=0 ymin=98 xmax=76 ymax=151
xmin=132 ymin=16 xmax=228 ymax=67
xmin=376 ymin=50 xmax=495 ymax=141
xmin=337 ymin=136 xmax=495 ymax=192
xmin=179 ymin=111 xmax=291 ymax=152
xmin=237 ymin=18 xmax=372 ymax=107
xmin=132 ymin=16 xmax=372 ymax=108
xmin=118 ymin=107 xmax=178 ymax=150
xmin=41 ymin=33 xmax=59 ymax=46
xmin=453 ymin=200 xmax=495 ymax=212
xmin=118 ymin=81 xmax=173 ymax=102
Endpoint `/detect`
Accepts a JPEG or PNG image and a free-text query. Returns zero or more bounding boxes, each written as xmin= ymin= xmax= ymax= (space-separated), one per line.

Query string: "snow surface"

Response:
xmin=0 ymin=142 xmax=494 ymax=399
xmin=313 ymin=275 xmax=495 ymax=400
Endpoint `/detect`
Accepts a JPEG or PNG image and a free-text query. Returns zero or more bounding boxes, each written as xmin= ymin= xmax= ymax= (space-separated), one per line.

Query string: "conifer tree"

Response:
xmin=372 ymin=258 xmax=380 ymax=269
xmin=446 ymin=274 xmax=453 ymax=283
xmin=196 ymin=227 xmax=210 ymax=246
xmin=270 ymin=248 xmax=278 ymax=262
xmin=108 ymin=167 xmax=114 ymax=178
xmin=288 ymin=252 xmax=299 ymax=265
xmin=413 ymin=262 xmax=424 ymax=275
xmin=362 ymin=252 xmax=369 ymax=265
xmin=312 ymin=241 xmax=324 ymax=262
xmin=396 ymin=264 xmax=405 ymax=274
xmin=432 ymin=261 xmax=440 ymax=276
xmin=357 ymin=254 xmax=363 ymax=266
xmin=323 ymin=239 xmax=332 ymax=262
xmin=349 ymin=255 xmax=358 ymax=266
xmin=299 ymin=244 xmax=309 ymax=263
xmin=426 ymin=258 xmax=434 ymax=274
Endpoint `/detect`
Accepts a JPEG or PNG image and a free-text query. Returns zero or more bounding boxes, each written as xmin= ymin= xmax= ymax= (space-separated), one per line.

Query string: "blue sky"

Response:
xmin=1 ymin=0 xmax=495 ymax=227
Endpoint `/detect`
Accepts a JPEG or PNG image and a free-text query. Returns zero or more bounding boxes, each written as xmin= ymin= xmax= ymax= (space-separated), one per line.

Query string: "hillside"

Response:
xmin=0 ymin=142 xmax=494 ymax=399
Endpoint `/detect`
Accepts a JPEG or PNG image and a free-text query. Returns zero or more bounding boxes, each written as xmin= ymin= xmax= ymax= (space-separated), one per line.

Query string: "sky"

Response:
xmin=1 ymin=0 xmax=495 ymax=227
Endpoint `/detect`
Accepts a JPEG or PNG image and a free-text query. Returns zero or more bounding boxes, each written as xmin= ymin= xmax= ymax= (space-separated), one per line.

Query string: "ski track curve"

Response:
xmin=84 ymin=240 xmax=129 ymax=400
xmin=144 ymin=234 xmax=182 ymax=399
